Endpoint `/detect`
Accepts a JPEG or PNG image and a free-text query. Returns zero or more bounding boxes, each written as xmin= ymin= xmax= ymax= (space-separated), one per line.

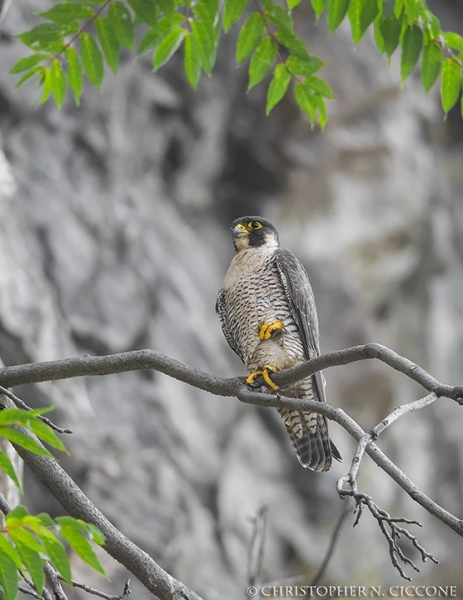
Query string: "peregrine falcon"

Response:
xmin=216 ymin=216 xmax=341 ymax=471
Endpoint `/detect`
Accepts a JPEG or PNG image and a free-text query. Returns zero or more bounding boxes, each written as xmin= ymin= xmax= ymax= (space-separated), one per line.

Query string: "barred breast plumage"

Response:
xmin=217 ymin=216 xmax=341 ymax=472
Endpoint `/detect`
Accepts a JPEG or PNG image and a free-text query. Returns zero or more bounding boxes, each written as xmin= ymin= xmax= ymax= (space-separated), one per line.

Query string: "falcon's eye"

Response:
xmin=248 ymin=221 xmax=262 ymax=230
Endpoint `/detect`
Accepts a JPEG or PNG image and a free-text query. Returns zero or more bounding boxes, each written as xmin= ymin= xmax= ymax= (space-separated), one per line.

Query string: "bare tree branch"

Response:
xmin=349 ymin=493 xmax=438 ymax=580
xmin=0 ymin=344 xmax=462 ymax=401
xmin=337 ymin=392 xmax=439 ymax=496
xmin=310 ymin=500 xmax=351 ymax=586
xmin=0 ymin=344 xmax=461 ymax=592
xmin=333 ymin=391 xmax=441 ymax=579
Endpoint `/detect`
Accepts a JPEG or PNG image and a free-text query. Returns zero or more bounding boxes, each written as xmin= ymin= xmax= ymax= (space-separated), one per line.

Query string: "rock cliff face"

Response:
xmin=0 ymin=1 xmax=462 ymax=597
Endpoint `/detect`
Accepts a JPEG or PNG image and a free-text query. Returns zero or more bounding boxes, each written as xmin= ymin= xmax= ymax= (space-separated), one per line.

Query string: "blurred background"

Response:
xmin=0 ymin=0 xmax=463 ymax=598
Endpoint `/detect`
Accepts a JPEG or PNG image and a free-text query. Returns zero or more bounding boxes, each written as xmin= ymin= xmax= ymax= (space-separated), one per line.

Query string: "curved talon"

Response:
xmin=246 ymin=365 xmax=279 ymax=391
xmin=259 ymin=320 xmax=284 ymax=340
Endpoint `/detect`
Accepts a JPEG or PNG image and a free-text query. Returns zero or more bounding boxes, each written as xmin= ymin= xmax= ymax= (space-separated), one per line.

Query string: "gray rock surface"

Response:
xmin=0 ymin=0 xmax=462 ymax=597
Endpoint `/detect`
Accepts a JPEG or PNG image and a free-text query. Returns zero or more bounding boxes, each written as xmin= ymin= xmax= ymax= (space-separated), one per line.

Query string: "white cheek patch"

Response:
xmin=235 ymin=236 xmax=250 ymax=251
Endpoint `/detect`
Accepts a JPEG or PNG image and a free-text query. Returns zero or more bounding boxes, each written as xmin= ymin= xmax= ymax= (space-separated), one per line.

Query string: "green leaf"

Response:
xmin=0 ymin=428 xmax=53 ymax=457
xmin=108 ymin=2 xmax=134 ymax=50
xmin=286 ymin=54 xmax=324 ymax=76
xmin=66 ymin=47 xmax=83 ymax=105
xmin=29 ymin=419 xmax=67 ymax=453
xmin=39 ymin=4 xmax=94 ymax=24
xmin=137 ymin=15 xmax=183 ymax=55
xmin=81 ymin=32 xmax=104 ymax=88
xmin=184 ymin=31 xmax=201 ymax=88
xmin=327 ymin=0 xmax=349 ymax=33
xmin=50 ymin=59 xmax=67 ymax=108
xmin=248 ymin=36 xmax=277 ymax=90
xmin=274 ymin=26 xmax=310 ymax=61
xmin=379 ymin=14 xmax=402 ymax=57
xmin=421 ymin=42 xmax=441 ymax=93
xmin=441 ymin=58 xmax=462 ymax=114
xmin=0 ymin=535 xmax=21 ymax=569
xmin=0 ymin=548 xmax=19 ymax=600
xmin=348 ymin=0 xmax=379 ymax=43
xmin=294 ymin=82 xmax=318 ymax=121
xmin=266 ymin=5 xmax=294 ymax=31
xmin=312 ymin=94 xmax=328 ymax=128
xmin=311 ymin=0 xmax=326 ymax=20
xmin=36 ymin=513 xmax=55 ymax=527
xmin=444 ymin=32 xmax=463 ymax=53
xmin=288 ymin=0 xmax=302 ymax=8
xmin=85 ymin=524 xmax=106 ymax=546
xmin=8 ymin=527 xmax=43 ymax=554
xmin=38 ymin=532 xmax=72 ymax=585
xmin=95 ymin=17 xmax=119 ymax=75
xmin=303 ymin=75 xmax=334 ymax=98
xmin=138 ymin=26 xmax=161 ymax=55
xmin=236 ymin=12 xmax=265 ymax=63
xmin=40 ymin=67 xmax=52 ymax=104
xmin=60 ymin=526 xmax=105 ymax=575
xmin=190 ymin=0 xmax=220 ymax=74
xmin=14 ymin=66 xmax=43 ymax=90
xmin=0 ymin=409 xmax=31 ymax=427
xmin=266 ymin=64 xmax=291 ymax=114
xmin=17 ymin=23 xmax=65 ymax=50
xmin=6 ymin=506 xmax=29 ymax=520
xmin=0 ymin=450 xmax=22 ymax=492
xmin=194 ymin=0 xmax=219 ymax=27
xmin=14 ymin=540 xmax=45 ymax=595
xmin=402 ymin=0 xmax=418 ymax=25
xmin=157 ymin=0 xmax=175 ymax=17
xmin=400 ymin=24 xmax=423 ymax=83
xmin=9 ymin=54 xmax=49 ymax=74
xmin=152 ymin=27 xmax=186 ymax=71
xmin=126 ymin=0 xmax=158 ymax=26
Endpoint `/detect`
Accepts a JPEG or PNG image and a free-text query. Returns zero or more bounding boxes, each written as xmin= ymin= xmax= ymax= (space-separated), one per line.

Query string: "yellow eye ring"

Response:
xmin=248 ymin=221 xmax=262 ymax=230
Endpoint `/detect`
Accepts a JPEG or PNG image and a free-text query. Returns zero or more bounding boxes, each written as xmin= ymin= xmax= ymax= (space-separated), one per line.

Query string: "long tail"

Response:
xmin=278 ymin=408 xmax=342 ymax=471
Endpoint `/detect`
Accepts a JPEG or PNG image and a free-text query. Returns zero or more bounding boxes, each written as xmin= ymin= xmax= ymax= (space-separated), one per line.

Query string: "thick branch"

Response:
xmin=0 ymin=344 xmax=462 ymax=401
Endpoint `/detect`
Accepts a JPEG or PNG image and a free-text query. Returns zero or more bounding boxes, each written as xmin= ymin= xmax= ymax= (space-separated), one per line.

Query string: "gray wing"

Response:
xmin=216 ymin=291 xmax=244 ymax=362
xmin=274 ymin=248 xmax=326 ymax=402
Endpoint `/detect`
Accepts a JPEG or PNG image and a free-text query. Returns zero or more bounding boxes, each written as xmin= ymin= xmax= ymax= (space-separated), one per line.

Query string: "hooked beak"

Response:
xmin=232 ymin=224 xmax=248 ymax=239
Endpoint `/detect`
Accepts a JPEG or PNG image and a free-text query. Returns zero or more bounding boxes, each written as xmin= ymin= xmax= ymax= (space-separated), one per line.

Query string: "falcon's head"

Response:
xmin=232 ymin=216 xmax=280 ymax=252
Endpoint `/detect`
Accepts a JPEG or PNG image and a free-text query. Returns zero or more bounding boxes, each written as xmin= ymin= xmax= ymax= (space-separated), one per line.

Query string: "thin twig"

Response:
xmin=19 ymin=584 xmax=43 ymax=600
xmin=247 ymin=504 xmax=268 ymax=588
xmin=349 ymin=493 xmax=438 ymax=580
xmin=337 ymin=392 xmax=438 ymax=497
xmin=311 ymin=499 xmax=351 ymax=586
xmin=0 ymin=385 xmax=72 ymax=434
xmin=58 ymin=576 xmax=131 ymax=600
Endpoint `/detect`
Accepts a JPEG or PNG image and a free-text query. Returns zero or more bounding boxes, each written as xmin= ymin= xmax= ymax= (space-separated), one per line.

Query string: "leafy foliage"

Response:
xmin=8 ymin=0 xmax=463 ymax=126
xmin=0 ymin=407 xmax=106 ymax=600
xmin=2 ymin=506 xmax=106 ymax=600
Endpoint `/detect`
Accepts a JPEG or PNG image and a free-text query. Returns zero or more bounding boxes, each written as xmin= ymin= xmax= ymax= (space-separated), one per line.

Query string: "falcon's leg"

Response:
xmin=259 ymin=320 xmax=284 ymax=340
xmin=246 ymin=365 xmax=279 ymax=391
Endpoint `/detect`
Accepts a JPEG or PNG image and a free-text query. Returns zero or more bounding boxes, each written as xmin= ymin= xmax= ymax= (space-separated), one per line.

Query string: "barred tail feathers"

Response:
xmin=277 ymin=408 xmax=341 ymax=471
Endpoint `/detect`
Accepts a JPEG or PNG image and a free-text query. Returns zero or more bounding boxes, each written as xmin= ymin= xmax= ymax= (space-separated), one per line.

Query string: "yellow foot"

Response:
xmin=259 ymin=319 xmax=284 ymax=340
xmin=246 ymin=365 xmax=279 ymax=391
